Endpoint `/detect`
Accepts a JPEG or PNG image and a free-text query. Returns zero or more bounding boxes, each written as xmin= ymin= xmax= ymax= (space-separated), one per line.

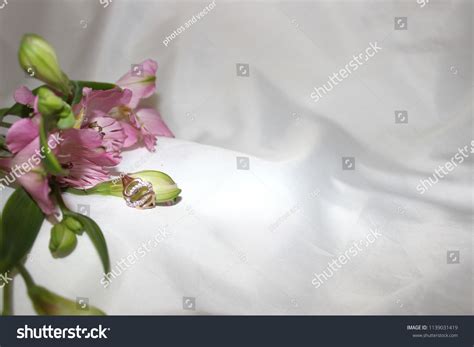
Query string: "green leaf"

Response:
xmin=64 ymin=211 xmax=110 ymax=274
xmin=1 ymin=104 xmax=31 ymax=118
xmin=0 ymin=188 xmax=44 ymax=273
xmin=0 ymin=100 xmax=31 ymax=124
xmin=28 ymin=284 xmax=106 ymax=316
xmin=0 ymin=135 xmax=9 ymax=152
xmin=0 ymin=108 xmax=8 ymax=119
xmin=71 ymin=80 xmax=117 ymax=105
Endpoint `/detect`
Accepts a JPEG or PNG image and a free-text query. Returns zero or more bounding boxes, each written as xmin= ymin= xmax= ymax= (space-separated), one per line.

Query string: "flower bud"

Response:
xmin=70 ymin=170 xmax=181 ymax=204
xmin=49 ymin=223 xmax=77 ymax=258
xmin=63 ymin=216 xmax=83 ymax=234
xmin=28 ymin=285 xmax=105 ymax=315
xmin=37 ymin=87 xmax=75 ymax=129
xmin=129 ymin=170 xmax=181 ymax=203
xmin=18 ymin=34 xmax=71 ymax=96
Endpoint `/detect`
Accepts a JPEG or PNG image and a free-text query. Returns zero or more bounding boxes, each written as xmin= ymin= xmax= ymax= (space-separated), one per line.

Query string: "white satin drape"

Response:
xmin=0 ymin=0 xmax=472 ymax=314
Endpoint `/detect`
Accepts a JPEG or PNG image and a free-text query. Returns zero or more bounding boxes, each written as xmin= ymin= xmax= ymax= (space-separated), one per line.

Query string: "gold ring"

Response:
xmin=121 ymin=174 xmax=156 ymax=209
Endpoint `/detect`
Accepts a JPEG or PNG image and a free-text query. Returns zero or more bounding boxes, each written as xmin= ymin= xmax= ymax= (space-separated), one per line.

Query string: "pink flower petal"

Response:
xmin=6 ymin=118 xmax=40 ymax=154
xmin=116 ymin=59 xmax=158 ymax=109
xmin=56 ymin=128 xmax=121 ymax=188
xmin=11 ymin=138 xmax=55 ymax=215
xmin=14 ymin=86 xmax=35 ymax=106
xmin=86 ymin=116 xmax=126 ymax=153
xmin=0 ymin=158 xmax=11 ymax=172
xmin=135 ymin=108 xmax=174 ymax=137
xmin=56 ymin=159 xmax=110 ymax=188
xmin=119 ymin=121 xmax=140 ymax=148
xmin=79 ymin=88 xmax=132 ymax=124
xmin=59 ymin=128 xmax=103 ymax=155
xmin=142 ymin=133 xmax=157 ymax=152
xmin=60 ymin=128 xmax=121 ymax=165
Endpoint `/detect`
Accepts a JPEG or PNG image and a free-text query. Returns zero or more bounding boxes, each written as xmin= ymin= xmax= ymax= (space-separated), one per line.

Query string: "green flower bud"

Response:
xmin=28 ymin=285 xmax=105 ymax=315
xmin=56 ymin=115 xmax=75 ymax=130
xmin=37 ymin=87 xmax=75 ymax=129
xmin=63 ymin=216 xmax=83 ymax=234
xmin=68 ymin=170 xmax=182 ymax=204
xmin=37 ymin=88 xmax=63 ymax=114
xmin=18 ymin=34 xmax=71 ymax=96
xmin=129 ymin=170 xmax=181 ymax=203
xmin=49 ymin=224 xmax=77 ymax=258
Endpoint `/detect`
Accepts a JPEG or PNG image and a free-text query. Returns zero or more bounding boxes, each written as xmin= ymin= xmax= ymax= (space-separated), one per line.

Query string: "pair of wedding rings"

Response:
xmin=121 ymin=174 xmax=156 ymax=210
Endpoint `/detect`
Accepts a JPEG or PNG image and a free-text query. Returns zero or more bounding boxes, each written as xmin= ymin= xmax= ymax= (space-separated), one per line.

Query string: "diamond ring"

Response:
xmin=121 ymin=174 xmax=156 ymax=209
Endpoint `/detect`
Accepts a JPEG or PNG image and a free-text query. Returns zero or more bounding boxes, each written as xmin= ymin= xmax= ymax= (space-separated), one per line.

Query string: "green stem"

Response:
xmin=2 ymin=278 xmax=13 ymax=316
xmin=52 ymin=183 xmax=69 ymax=213
xmin=0 ymin=108 xmax=9 ymax=122
xmin=39 ymin=117 xmax=63 ymax=174
xmin=65 ymin=188 xmax=89 ymax=196
xmin=16 ymin=264 xmax=34 ymax=289
xmin=0 ymin=136 xmax=9 ymax=152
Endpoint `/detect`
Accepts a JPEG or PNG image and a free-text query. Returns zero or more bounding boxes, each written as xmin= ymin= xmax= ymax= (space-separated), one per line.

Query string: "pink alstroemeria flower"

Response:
xmin=55 ymin=128 xmax=119 ymax=188
xmin=0 ymin=87 xmax=124 ymax=215
xmin=0 ymin=87 xmax=56 ymax=214
xmin=1 ymin=117 xmax=56 ymax=215
xmin=114 ymin=59 xmax=174 ymax=151
xmin=73 ymin=60 xmax=173 ymax=152
xmin=74 ymin=87 xmax=131 ymax=156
